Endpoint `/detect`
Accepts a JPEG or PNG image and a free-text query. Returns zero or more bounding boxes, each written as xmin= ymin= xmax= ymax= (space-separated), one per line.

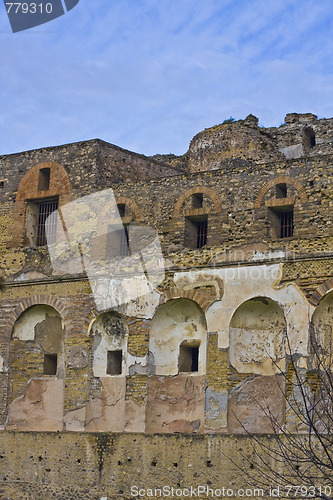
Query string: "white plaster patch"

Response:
xmin=150 ymin=299 xmax=207 ymax=376
xmin=251 ymin=250 xmax=286 ymax=261
xmin=127 ymin=353 xmax=147 ymax=368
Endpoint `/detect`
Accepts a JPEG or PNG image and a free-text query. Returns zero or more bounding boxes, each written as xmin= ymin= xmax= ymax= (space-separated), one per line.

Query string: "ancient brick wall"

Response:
xmin=0 ymin=112 xmax=332 ymax=497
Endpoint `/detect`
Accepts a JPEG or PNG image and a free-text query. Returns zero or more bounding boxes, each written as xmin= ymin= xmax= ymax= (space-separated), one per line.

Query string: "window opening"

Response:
xmin=117 ymin=203 xmax=126 ymax=218
xmin=107 ymin=350 xmax=122 ymax=375
xmin=185 ymin=216 xmax=208 ymax=249
xmin=303 ymin=127 xmax=316 ymax=151
xmin=36 ymin=198 xmax=58 ymax=246
xmin=43 ymin=353 xmax=57 ymax=375
xmin=107 ymin=224 xmax=129 ymax=257
xmin=192 ymin=193 xmax=203 ymax=209
xmin=178 ymin=344 xmax=199 ymax=372
xmin=276 ymin=183 xmax=287 ymax=198
xmin=197 ymin=219 xmax=207 ymax=248
xmin=279 ymin=210 xmax=294 ymax=238
xmin=268 ymin=206 xmax=294 ymax=239
xmin=38 ymin=168 xmax=51 ymax=191
xmin=119 ymin=225 xmax=129 ymax=256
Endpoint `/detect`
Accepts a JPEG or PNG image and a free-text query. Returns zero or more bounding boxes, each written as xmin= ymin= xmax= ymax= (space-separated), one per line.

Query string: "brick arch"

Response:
xmin=163 ymin=287 xmax=215 ymax=311
xmin=16 ymin=161 xmax=71 ymax=202
xmin=116 ymin=197 xmax=143 ymax=222
xmin=8 ymin=295 xmax=70 ymax=332
xmin=12 ymin=162 xmax=71 ymax=248
xmin=254 ymin=175 xmax=308 ymax=209
xmin=97 ymin=196 xmax=143 ymax=229
xmin=173 ymin=186 xmax=221 ymax=219
xmin=309 ymin=278 xmax=333 ymax=306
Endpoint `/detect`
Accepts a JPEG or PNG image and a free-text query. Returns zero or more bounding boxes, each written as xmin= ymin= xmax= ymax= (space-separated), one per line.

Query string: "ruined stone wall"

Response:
xmin=168 ymin=112 xmax=333 ymax=172
xmin=0 ymin=113 xmax=332 ymax=497
xmin=113 ymin=155 xmax=333 ymax=257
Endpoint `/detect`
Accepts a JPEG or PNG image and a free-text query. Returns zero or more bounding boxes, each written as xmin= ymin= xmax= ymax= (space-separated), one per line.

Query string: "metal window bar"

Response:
xmin=196 ymin=219 xmax=207 ymax=248
xmin=36 ymin=199 xmax=59 ymax=246
xmin=280 ymin=211 xmax=293 ymax=238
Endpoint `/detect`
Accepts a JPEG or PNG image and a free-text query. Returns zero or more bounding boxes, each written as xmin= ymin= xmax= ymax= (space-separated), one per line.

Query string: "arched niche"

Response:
xmin=7 ymin=304 xmax=65 ymax=431
xmin=229 ymin=297 xmax=286 ymax=375
xmin=11 ymin=304 xmax=65 ymax=379
xmin=149 ymin=298 xmax=207 ymax=376
xmin=90 ymin=311 xmax=128 ymax=378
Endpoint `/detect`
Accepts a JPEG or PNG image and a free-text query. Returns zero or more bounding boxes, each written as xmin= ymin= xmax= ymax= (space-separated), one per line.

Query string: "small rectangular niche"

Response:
xmin=107 ymin=350 xmax=122 ymax=375
xmin=178 ymin=344 xmax=199 ymax=373
xmin=0 ymin=181 xmax=4 ymax=189
xmin=38 ymin=168 xmax=51 ymax=191
xmin=275 ymin=183 xmax=287 ymax=198
xmin=43 ymin=353 xmax=57 ymax=375
xmin=192 ymin=193 xmax=203 ymax=209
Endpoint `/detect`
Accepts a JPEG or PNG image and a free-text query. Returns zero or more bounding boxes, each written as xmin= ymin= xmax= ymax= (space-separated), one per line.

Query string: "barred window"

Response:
xmin=268 ymin=206 xmax=294 ymax=239
xmin=196 ymin=219 xmax=208 ymax=248
xmin=107 ymin=224 xmax=130 ymax=257
xmin=184 ymin=216 xmax=208 ymax=249
xmin=280 ymin=210 xmax=294 ymax=238
xmin=36 ymin=198 xmax=59 ymax=246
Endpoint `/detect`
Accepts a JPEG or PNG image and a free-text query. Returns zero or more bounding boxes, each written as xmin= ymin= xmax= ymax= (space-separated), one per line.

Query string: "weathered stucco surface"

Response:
xmin=0 ymin=112 xmax=332 ymax=496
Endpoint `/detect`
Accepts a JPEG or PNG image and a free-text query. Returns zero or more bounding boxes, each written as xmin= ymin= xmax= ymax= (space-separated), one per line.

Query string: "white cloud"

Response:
xmin=0 ymin=0 xmax=333 ymax=155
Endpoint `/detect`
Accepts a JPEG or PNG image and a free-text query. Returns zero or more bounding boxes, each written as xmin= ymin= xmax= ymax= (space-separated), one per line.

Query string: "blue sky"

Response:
xmin=1 ymin=0 xmax=333 ymax=156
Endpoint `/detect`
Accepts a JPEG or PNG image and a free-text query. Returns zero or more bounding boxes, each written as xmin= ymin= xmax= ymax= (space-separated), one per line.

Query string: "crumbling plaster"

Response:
xmin=149 ymin=298 xmax=207 ymax=376
xmin=177 ymin=265 xmax=312 ymax=367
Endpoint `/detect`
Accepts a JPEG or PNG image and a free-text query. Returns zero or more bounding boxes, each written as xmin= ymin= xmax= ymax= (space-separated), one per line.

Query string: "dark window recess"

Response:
xmin=280 ymin=210 xmax=294 ymax=238
xmin=196 ymin=220 xmax=207 ymax=248
xmin=268 ymin=206 xmax=294 ymax=239
xmin=179 ymin=344 xmax=199 ymax=372
xmin=107 ymin=225 xmax=130 ymax=257
xmin=276 ymin=183 xmax=287 ymax=198
xmin=192 ymin=193 xmax=203 ymax=208
xmin=38 ymin=168 xmax=51 ymax=191
xmin=303 ymin=127 xmax=316 ymax=151
xmin=0 ymin=181 xmax=4 ymax=189
xmin=43 ymin=354 xmax=57 ymax=375
xmin=119 ymin=226 xmax=130 ymax=256
xmin=185 ymin=216 xmax=208 ymax=249
xmin=36 ymin=198 xmax=59 ymax=246
xmin=117 ymin=203 xmax=126 ymax=218
xmin=107 ymin=350 xmax=122 ymax=375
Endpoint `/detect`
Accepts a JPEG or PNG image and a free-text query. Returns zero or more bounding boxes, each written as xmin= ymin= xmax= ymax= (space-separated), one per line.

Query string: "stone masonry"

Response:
xmin=0 ymin=112 xmax=332 ymax=498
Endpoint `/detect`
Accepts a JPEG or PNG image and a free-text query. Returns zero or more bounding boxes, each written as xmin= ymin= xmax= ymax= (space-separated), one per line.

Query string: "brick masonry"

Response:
xmin=0 ymin=112 xmax=332 ymax=497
